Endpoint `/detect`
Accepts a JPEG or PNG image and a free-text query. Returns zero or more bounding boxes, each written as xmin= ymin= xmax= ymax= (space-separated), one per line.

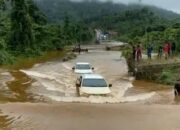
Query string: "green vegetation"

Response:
xmin=0 ymin=0 xmax=180 ymax=65
xmin=10 ymin=0 xmax=34 ymax=54
xmin=0 ymin=0 xmax=93 ymax=65
xmin=159 ymin=69 xmax=174 ymax=85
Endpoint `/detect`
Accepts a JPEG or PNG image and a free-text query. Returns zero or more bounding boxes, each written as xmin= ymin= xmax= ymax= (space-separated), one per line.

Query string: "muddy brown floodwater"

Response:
xmin=0 ymin=43 xmax=179 ymax=130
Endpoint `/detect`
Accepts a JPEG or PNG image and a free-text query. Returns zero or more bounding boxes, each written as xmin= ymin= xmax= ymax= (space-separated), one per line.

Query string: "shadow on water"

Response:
xmin=0 ymin=51 xmax=65 ymax=103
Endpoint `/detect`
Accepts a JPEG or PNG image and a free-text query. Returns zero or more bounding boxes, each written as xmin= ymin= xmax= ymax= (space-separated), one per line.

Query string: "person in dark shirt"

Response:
xmin=132 ymin=45 xmax=136 ymax=60
xmin=147 ymin=44 xmax=153 ymax=59
xmin=171 ymin=42 xmax=176 ymax=56
xmin=158 ymin=45 xmax=163 ymax=59
xmin=78 ymin=43 xmax=81 ymax=54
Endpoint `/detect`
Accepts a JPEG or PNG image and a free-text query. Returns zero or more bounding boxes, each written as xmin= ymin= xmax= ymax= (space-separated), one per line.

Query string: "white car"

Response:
xmin=72 ymin=62 xmax=94 ymax=74
xmin=76 ymin=74 xmax=112 ymax=96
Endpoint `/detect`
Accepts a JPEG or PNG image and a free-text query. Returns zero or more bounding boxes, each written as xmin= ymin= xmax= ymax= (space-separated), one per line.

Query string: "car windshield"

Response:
xmin=76 ymin=64 xmax=90 ymax=70
xmin=82 ymin=79 xmax=107 ymax=87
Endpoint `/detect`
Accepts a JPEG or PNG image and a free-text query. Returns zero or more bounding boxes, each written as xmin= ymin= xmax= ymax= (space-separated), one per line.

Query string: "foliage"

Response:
xmin=159 ymin=69 xmax=174 ymax=85
xmin=9 ymin=0 xmax=34 ymax=53
xmin=26 ymin=0 xmax=47 ymax=25
xmin=122 ymin=46 xmax=132 ymax=59
xmin=0 ymin=0 xmax=94 ymax=65
xmin=0 ymin=39 xmax=13 ymax=64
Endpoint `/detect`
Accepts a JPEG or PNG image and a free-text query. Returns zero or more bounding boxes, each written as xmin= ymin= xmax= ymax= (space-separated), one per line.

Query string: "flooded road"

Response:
xmin=0 ymin=45 xmax=175 ymax=103
xmin=19 ymin=49 xmax=160 ymax=103
xmin=0 ymin=43 xmax=178 ymax=130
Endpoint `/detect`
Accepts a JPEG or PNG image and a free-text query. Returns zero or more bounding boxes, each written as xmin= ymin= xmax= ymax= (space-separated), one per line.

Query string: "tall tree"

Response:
xmin=10 ymin=0 xmax=33 ymax=53
xmin=26 ymin=0 xmax=47 ymax=25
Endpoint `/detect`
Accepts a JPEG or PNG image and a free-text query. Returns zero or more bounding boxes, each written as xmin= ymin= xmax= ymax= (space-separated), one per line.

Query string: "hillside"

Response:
xmin=0 ymin=0 xmax=179 ymax=65
xmin=34 ymin=0 xmax=180 ymax=23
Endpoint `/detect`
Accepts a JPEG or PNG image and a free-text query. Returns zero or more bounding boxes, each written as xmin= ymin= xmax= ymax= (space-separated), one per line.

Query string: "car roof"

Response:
xmin=76 ymin=62 xmax=90 ymax=65
xmin=82 ymin=74 xmax=104 ymax=79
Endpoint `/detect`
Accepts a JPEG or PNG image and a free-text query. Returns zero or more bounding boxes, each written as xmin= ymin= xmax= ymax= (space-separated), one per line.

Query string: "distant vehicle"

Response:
xmin=72 ymin=47 xmax=88 ymax=53
xmin=72 ymin=62 xmax=94 ymax=74
xmin=76 ymin=74 xmax=112 ymax=96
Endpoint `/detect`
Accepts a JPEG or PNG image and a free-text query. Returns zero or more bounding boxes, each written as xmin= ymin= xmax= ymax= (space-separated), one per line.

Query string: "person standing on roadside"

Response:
xmin=147 ymin=44 xmax=153 ymax=59
xmin=158 ymin=45 xmax=163 ymax=59
xmin=136 ymin=44 xmax=142 ymax=62
xmin=171 ymin=42 xmax=176 ymax=56
xmin=163 ymin=42 xmax=169 ymax=60
xmin=132 ymin=45 xmax=136 ymax=60
xmin=78 ymin=43 xmax=81 ymax=54
xmin=167 ymin=42 xmax=171 ymax=57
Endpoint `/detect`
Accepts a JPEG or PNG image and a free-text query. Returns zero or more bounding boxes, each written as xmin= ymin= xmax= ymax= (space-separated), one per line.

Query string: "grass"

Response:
xmin=138 ymin=53 xmax=180 ymax=66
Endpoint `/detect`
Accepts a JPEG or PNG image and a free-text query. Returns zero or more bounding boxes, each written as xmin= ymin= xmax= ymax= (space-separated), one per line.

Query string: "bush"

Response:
xmin=159 ymin=69 xmax=174 ymax=84
xmin=0 ymin=50 xmax=14 ymax=65
xmin=122 ymin=46 xmax=132 ymax=59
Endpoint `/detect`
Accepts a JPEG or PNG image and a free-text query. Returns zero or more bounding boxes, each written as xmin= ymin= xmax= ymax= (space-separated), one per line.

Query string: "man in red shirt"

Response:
xmin=163 ymin=42 xmax=169 ymax=59
xmin=167 ymin=42 xmax=171 ymax=56
xmin=136 ymin=44 xmax=142 ymax=62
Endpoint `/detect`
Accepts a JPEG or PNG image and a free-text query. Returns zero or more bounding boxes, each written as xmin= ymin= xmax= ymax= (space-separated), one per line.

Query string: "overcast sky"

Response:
xmin=74 ymin=0 xmax=180 ymax=14
xmin=112 ymin=0 xmax=180 ymax=13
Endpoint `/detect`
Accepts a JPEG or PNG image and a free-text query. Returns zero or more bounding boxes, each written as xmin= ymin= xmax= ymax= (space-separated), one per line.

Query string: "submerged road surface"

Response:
xmin=0 ymin=103 xmax=180 ymax=130
xmin=0 ymin=43 xmax=177 ymax=129
xmin=20 ymin=49 xmax=159 ymax=103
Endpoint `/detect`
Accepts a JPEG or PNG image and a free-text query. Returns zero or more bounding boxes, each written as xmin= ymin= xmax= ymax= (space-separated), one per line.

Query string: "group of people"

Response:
xmin=131 ymin=41 xmax=176 ymax=62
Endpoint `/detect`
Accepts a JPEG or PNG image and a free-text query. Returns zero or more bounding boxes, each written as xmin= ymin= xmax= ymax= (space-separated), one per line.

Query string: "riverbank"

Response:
xmin=138 ymin=57 xmax=180 ymax=84
xmin=0 ymin=102 xmax=180 ymax=130
xmin=127 ymin=53 xmax=180 ymax=85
